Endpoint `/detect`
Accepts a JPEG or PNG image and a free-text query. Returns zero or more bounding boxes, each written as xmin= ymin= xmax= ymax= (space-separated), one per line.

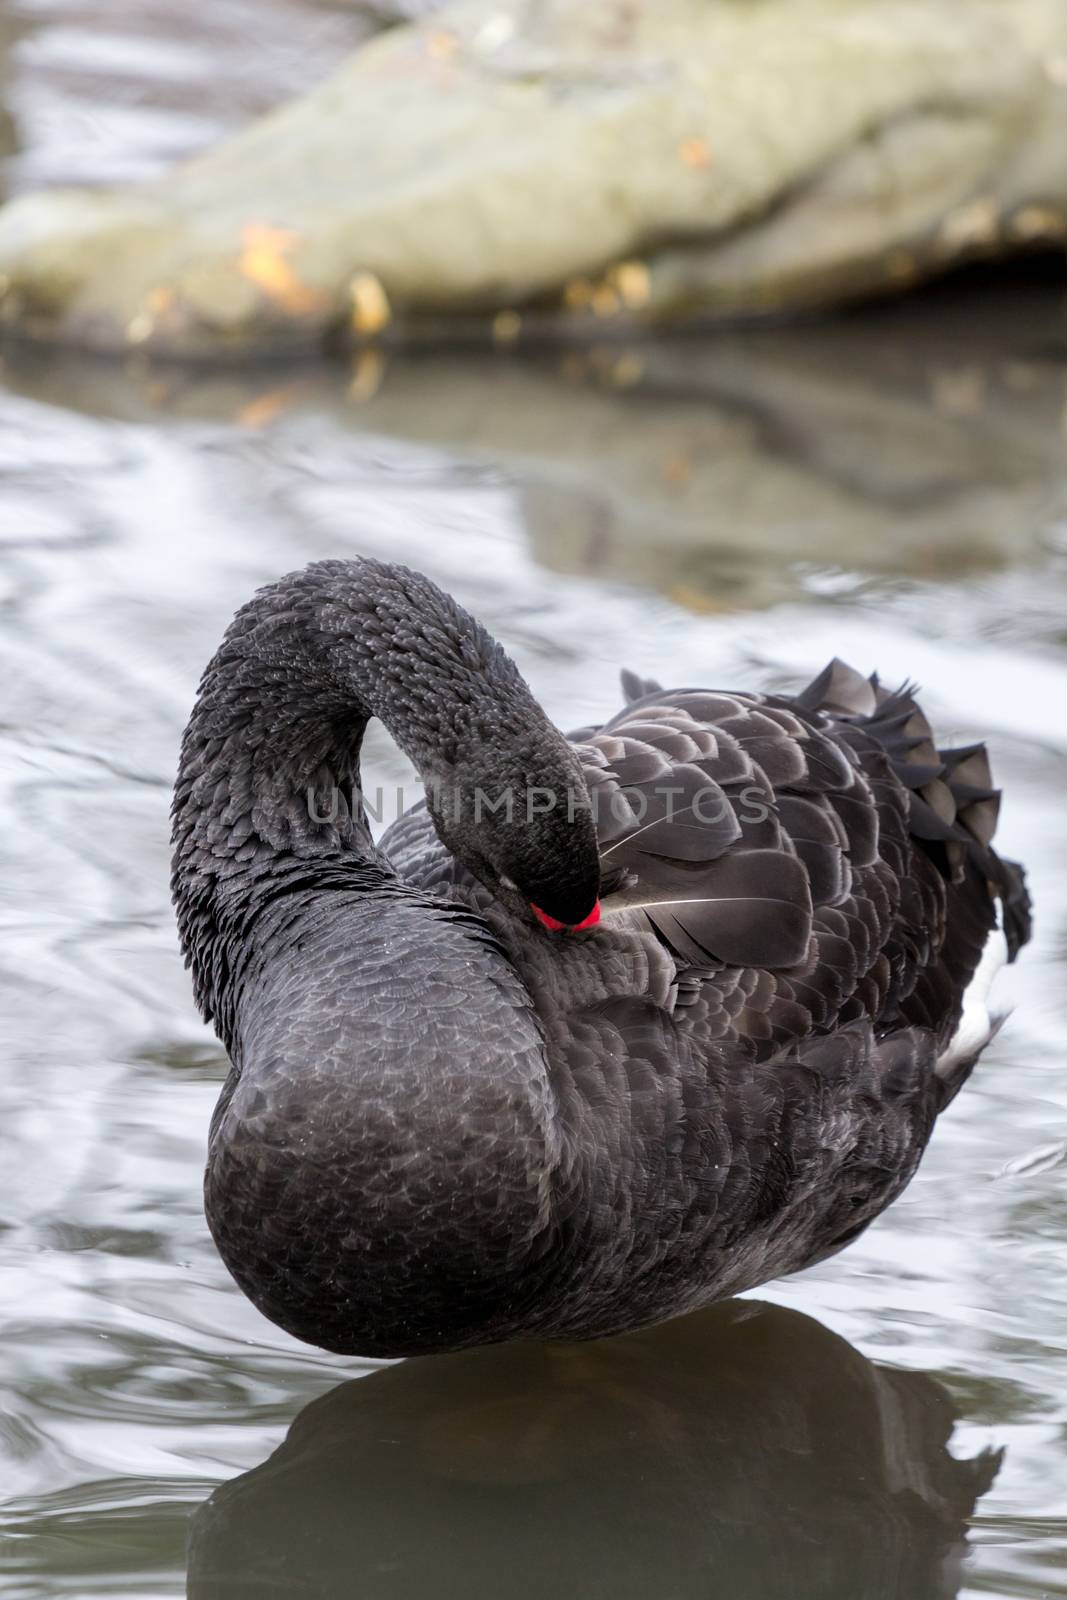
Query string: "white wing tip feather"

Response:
xmin=936 ymin=922 xmax=1009 ymax=1075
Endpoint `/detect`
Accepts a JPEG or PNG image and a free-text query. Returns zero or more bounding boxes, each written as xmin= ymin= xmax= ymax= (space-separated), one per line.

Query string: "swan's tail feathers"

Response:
xmin=797 ymin=658 xmax=1033 ymax=963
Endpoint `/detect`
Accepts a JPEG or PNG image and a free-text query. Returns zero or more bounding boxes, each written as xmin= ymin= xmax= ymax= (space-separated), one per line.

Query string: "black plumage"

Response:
xmin=171 ymin=559 xmax=1031 ymax=1356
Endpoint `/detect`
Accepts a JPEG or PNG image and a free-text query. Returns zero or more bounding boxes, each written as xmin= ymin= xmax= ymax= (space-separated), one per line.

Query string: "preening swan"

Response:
xmin=171 ymin=558 xmax=1030 ymax=1355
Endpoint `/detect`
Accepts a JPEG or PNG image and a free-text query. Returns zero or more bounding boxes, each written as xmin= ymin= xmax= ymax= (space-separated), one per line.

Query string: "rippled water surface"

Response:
xmin=2 ymin=6 xmax=1067 ymax=1598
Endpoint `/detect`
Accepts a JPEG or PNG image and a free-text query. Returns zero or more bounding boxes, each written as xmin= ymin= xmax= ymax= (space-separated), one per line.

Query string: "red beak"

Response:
xmin=531 ymin=901 xmax=601 ymax=933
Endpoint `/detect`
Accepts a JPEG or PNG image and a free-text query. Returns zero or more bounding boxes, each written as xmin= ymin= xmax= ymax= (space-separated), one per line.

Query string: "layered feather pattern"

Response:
xmin=555 ymin=658 xmax=1030 ymax=1074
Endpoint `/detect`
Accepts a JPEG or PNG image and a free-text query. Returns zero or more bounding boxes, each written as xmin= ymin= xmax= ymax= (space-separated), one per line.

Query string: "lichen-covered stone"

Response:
xmin=0 ymin=0 xmax=1065 ymax=354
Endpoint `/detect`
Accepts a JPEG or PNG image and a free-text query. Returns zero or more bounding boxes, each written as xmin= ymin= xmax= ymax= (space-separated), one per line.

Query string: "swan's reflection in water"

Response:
xmin=187 ymin=1301 xmax=998 ymax=1600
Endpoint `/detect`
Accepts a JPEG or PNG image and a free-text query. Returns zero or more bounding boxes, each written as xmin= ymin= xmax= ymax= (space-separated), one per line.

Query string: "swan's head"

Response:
xmin=424 ymin=737 xmax=601 ymax=933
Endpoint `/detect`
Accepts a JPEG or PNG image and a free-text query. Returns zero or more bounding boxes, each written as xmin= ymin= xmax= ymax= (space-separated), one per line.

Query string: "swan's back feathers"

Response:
xmin=573 ymin=659 xmax=1030 ymax=1060
xmin=385 ymin=653 xmax=1029 ymax=1066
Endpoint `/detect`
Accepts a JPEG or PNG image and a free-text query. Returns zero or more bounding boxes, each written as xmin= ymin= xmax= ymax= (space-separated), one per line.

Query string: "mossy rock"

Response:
xmin=1 ymin=0 xmax=1066 ymax=355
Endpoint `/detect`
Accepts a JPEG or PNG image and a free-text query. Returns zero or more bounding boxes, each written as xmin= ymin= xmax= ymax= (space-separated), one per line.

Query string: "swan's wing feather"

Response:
xmin=574 ymin=690 xmax=852 ymax=973
xmin=384 ymin=656 xmax=1030 ymax=1061
xmin=620 ymin=667 xmax=664 ymax=704
xmin=576 ymin=661 xmax=1031 ymax=1055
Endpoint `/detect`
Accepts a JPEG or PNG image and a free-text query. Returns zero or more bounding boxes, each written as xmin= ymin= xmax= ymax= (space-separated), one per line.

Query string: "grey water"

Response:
xmin=1 ymin=3 xmax=1066 ymax=1596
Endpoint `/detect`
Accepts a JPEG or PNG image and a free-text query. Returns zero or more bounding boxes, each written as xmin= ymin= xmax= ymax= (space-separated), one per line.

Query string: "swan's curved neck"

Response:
xmin=173 ymin=558 xmax=533 ymax=860
xmin=170 ymin=558 xmax=568 ymax=1031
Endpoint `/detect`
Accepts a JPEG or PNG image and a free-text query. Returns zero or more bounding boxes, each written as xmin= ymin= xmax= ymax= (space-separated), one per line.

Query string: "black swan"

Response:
xmin=171 ymin=558 xmax=1030 ymax=1356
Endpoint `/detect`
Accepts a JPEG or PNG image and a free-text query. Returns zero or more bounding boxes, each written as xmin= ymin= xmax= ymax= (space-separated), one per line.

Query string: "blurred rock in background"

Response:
xmin=0 ymin=0 xmax=1065 ymax=356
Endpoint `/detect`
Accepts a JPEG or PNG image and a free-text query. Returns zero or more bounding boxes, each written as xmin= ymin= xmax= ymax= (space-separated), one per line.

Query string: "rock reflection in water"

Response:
xmin=187 ymin=1301 xmax=998 ymax=1600
xmin=4 ymin=275 xmax=1064 ymax=616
